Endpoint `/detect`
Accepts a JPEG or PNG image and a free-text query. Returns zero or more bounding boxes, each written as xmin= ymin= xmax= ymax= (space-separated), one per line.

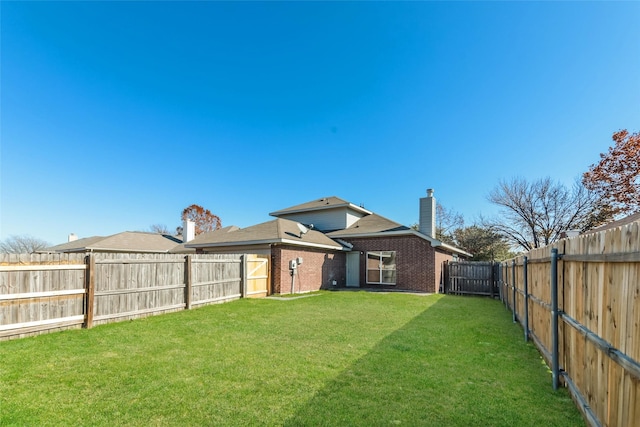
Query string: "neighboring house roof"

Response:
xmin=185 ymin=218 xmax=345 ymax=251
xmin=44 ymin=232 xmax=184 ymax=253
xmin=269 ymin=196 xmax=372 ymax=217
xmin=583 ymin=212 xmax=640 ymax=234
xmin=328 ymin=213 xmax=473 ymax=258
xmin=44 ymin=236 xmax=106 ymax=252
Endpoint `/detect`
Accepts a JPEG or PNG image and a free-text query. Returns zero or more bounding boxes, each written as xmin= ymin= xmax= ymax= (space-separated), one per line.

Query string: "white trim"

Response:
xmin=365 ymin=251 xmax=397 ymax=285
xmin=270 ymin=202 xmax=372 ymax=217
xmin=187 ymin=238 xmax=343 ymax=252
xmin=279 ymin=239 xmax=343 ymax=251
xmin=186 ymin=238 xmax=278 ymax=248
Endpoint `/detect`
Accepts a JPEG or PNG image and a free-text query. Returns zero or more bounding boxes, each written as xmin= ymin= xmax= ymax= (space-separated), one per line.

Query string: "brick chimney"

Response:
xmin=419 ymin=189 xmax=436 ymax=238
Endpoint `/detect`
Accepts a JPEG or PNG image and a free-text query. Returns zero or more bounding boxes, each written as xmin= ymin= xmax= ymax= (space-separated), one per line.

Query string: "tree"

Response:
xmin=435 ymin=203 xmax=464 ymax=245
xmin=0 ymin=235 xmax=51 ymax=253
xmin=148 ymin=224 xmax=170 ymax=234
xmin=486 ymin=177 xmax=600 ymax=251
xmin=453 ymin=226 xmax=513 ymax=261
xmin=582 ymin=129 xmax=640 ymax=216
xmin=181 ymin=204 xmax=222 ymax=235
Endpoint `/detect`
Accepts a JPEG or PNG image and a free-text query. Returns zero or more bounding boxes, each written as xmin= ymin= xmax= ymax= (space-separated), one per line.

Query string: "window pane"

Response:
xmin=367 ymin=269 xmax=380 ymax=283
xmin=367 ymin=253 xmax=381 ymax=269
xmin=381 ymin=251 xmax=396 ymax=270
xmin=382 ymin=270 xmax=396 ymax=284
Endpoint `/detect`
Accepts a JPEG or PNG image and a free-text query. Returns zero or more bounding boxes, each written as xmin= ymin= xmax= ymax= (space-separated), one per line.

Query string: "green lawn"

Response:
xmin=0 ymin=292 xmax=584 ymax=426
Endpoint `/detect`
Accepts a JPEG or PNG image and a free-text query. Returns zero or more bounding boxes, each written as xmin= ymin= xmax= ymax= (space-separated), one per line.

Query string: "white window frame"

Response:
xmin=366 ymin=251 xmax=397 ymax=285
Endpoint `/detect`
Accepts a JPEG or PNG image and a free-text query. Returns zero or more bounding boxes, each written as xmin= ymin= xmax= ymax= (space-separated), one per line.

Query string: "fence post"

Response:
xmin=84 ymin=253 xmax=95 ymax=329
xmin=241 ymin=254 xmax=247 ymax=298
xmin=499 ymin=263 xmax=504 ymax=304
xmin=551 ymin=248 xmax=560 ymax=390
xmin=512 ymin=259 xmax=517 ymax=323
xmin=185 ymin=255 xmax=192 ymax=310
xmin=443 ymin=261 xmax=449 ymax=294
xmin=489 ymin=262 xmax=495 ymax=298
xmin=523 ymin=256 xmax=529 ymax=342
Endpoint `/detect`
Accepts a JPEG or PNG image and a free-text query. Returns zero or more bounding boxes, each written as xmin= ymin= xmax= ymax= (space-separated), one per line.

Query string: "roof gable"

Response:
xmin=269 ymin=196 xmax=371 ymax=217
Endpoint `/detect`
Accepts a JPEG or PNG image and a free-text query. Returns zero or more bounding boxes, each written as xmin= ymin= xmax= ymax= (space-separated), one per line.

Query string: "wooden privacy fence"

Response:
xmin=0 ymin=252 xmax=270 ymax=340
xmin=443 ymin=260 xmax=500 ymax=297
xmin=500 ymin=220 xmax=639 ymax=427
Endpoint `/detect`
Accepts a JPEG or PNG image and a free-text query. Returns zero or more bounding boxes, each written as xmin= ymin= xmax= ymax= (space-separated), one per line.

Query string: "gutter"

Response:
xmin=186 ymin=238 xmax=343 ymax=252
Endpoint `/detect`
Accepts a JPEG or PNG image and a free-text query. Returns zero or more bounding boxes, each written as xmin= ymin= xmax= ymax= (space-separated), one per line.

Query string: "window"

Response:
xmin=366 ymin=251 xmax=396 ymax=285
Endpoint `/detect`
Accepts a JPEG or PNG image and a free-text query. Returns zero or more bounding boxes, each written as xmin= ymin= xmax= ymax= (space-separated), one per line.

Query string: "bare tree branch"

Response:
xmin=486 ymin=177 xmax=603 ymax=251
xmin=0 ymin=235 xmax=51 ymax=254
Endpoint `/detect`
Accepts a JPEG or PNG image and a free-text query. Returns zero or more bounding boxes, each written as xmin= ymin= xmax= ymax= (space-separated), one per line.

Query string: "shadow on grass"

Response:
xmin=282 ymin=296 xmax=584 ymax=427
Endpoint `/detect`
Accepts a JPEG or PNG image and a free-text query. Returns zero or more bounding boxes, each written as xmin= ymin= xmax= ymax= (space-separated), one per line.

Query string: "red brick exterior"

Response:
xmin=345 ymin=236 xmax=453 ymax=293
xmin=271 ymin=245 xmax=346 ymax=294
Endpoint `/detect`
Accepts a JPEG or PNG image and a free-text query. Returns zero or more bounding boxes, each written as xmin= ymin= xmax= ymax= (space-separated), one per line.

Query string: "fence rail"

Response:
xmin=0 ymin=252 xmax=267 ymax=340
xmin=499 ymin=220 xmax=639 ymax=427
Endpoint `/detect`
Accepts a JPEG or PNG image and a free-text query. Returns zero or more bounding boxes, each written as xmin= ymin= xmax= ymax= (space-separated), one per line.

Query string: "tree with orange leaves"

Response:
xmin=181 ymin=204 xmax=222 ymax=235
xmin=583 ymin=130 xmax=640 ymax=216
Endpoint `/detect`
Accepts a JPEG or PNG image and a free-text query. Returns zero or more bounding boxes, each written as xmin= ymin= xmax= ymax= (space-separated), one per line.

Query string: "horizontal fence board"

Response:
xmin=192 ymin=279 xmax=241 ymax=288
xmin=191 ymin=294 xmax=241 ymax=306
xmin=95 ymin=259 xmax=185 ymax=265
xmin=562 ymin=251 xmax=640 ymax=263
xmin=0 ymin=289 xmax=85 ymax=300
xmin=93 ymin=303 xmax=186 ymax=322
xmin=192 ymin=259 xmax=242 ymax=264
xmin=95 ymin=284 xmax=185 ymax=296
xmin=0 ymin=264 xmax=86 ymax=272
xmin=0 ymin=315 xmax=85 ymax=334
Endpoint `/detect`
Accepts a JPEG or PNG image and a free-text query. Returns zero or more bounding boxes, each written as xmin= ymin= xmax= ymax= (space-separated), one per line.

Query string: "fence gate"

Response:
xmin=245 ymin=254 xmax=270 ymax=298
xmin=443 ymin=261 xmax=499 ymax=297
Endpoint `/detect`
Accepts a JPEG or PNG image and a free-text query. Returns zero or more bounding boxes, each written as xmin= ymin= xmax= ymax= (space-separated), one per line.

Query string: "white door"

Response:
xmin=346 ymin=252 xmax=360 ymax=287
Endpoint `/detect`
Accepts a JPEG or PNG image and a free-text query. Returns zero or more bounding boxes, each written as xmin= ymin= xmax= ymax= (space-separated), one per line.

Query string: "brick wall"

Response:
xmin=345 ymin=235 xmax=451 ymax=293
xmin=271 ymin=245 xmax=346 ymax=294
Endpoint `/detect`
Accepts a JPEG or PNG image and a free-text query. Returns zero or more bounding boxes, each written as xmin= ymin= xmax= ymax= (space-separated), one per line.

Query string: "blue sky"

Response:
xmin=1 ymin=1 xmax=639 ymax=245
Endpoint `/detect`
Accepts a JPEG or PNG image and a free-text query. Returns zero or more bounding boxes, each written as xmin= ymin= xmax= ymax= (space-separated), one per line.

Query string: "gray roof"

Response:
xmin=186 ymin=218 xmax=344 ymax=250
xmin=583 ymin=212 xmax=640 ymax=234
xmin=45 ymin=232 xmax=184 ymax=253
xmin=270 ymin=196 xmax=371 ymax=217
xmin=326 ymin=214 xmax=410 ymax=237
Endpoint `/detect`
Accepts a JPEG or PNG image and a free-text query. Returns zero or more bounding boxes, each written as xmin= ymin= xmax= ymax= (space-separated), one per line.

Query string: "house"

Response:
xmin=43 ymin=230 xmax=194 ymax=254
xmin=186 ymin=190 xmax=471 ymax=294
xmin=581 ymin=212 xmax=640 ymax=234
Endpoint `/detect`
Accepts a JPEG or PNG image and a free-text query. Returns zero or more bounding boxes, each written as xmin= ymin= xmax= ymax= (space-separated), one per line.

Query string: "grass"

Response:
xmin=0 ymin=292 xmax=584 ymax=426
